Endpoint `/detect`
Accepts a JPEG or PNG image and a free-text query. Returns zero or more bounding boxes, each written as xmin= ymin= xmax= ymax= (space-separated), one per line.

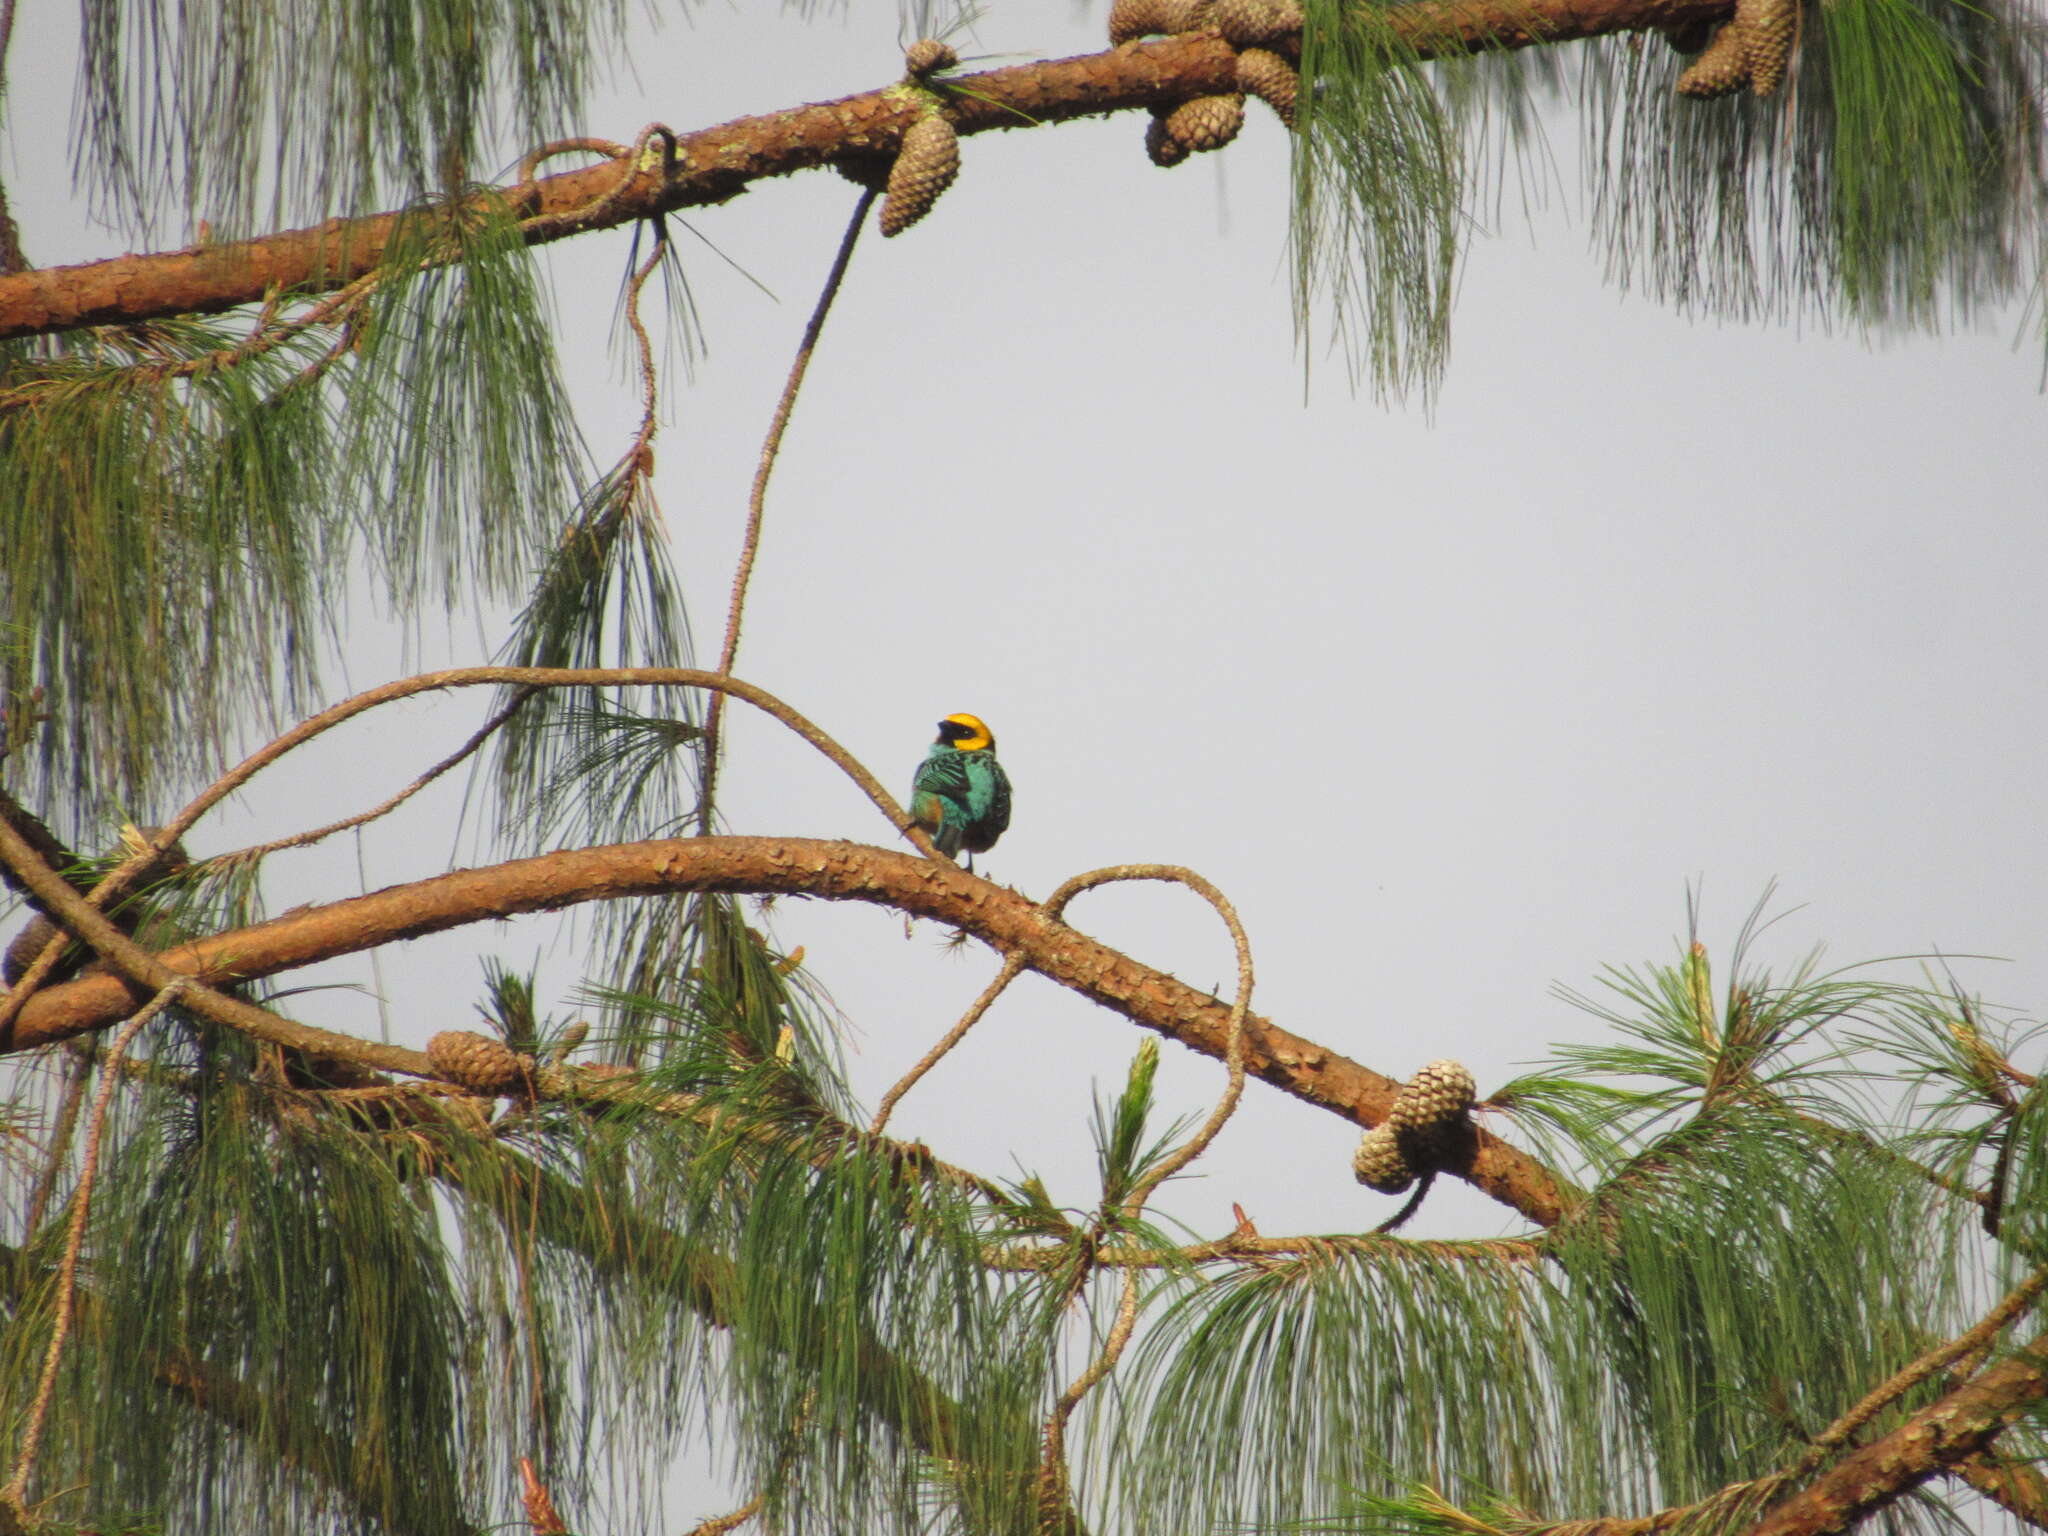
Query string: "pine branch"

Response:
xmin=0 ymin=806 xmax=438 ymax=1079
xmin=3 ymin=830 xmax=1573 ymax=1226
xmin=981 ymin=1230 xmax=1544 ymax=1270
xmin=1736 ymin=1329 xmax=2048 ymax=1536
xmin=0 ymin=0 xmax=1742 ymax=342
xmin=1949 ymin=1452 xmax=2048 ymax=1529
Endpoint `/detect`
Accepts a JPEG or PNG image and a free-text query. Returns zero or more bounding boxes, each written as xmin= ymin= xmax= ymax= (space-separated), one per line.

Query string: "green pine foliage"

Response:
xmin=75 ymin=0 xmax=630 ymax=238
xmin=0 ymin=196 xmax=580 ymax=830
xmin=1288 ymin=0 xmax=2048 ymax=386
xmin=1568 ymin=0 xmax=2045 ymax=326
xmin=1295 ymin=0 xmax=1465 ymax=399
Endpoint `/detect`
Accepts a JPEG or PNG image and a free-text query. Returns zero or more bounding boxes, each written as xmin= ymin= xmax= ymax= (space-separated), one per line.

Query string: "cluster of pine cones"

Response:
xmin=1352 ymin=1059 xmax=1478 ymax=1193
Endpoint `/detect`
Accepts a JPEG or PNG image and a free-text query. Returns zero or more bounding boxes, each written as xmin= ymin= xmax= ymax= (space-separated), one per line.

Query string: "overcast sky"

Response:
xmin=8 ymin=0 xmax=2048 ymax=1510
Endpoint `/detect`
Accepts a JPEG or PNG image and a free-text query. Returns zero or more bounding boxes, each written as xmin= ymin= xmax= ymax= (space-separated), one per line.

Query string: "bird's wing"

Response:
xmin=913 ymin=751 xmax=973 ymax=800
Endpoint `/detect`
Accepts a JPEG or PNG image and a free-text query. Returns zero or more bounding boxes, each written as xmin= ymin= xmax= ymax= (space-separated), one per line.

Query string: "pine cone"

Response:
xmin=1214 ymin=0 xmax=1302 ymax=46
xmin=1352 ymin=1125 xmax=1415 ymax=1193
xmin=1741 ymin=0 xmax=1797 ymax=95
xmin=1389 ymin=1058 xmax=1476 ymax=1134
xmin=428 ymin=1029 xmax=530 ymax=1095
xmin=1109 ymin=0 xmax=1174 ymax=43
xmin=904 ymin=38 xmax=958 ymax=77
xmin=1164 ymin=0 xmax=1218 ymax=29
xmin=880 ymin=114 xmax=960 ymax=237
xmin=3 ymin=913 xmax=67 ymax=985
xmin=1145 ymin=112 xmax=1192 ymax=167
xmin=1676 ymin=21 xmax=1752 ymax=97
xmin=1165 ymin=94 xmax=1246 ymax=153
xmin=1237 ymin=48 xmax=1299 ymax=128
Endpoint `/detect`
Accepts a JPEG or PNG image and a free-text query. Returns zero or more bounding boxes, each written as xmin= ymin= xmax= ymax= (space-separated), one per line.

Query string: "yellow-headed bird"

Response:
xmin=909 ymin=713 xmax=1012 ymax=871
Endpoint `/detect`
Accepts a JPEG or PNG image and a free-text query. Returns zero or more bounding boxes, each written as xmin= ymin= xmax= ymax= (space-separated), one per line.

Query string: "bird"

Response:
xmin=908 ymin=713 xmax=1012 ymax=871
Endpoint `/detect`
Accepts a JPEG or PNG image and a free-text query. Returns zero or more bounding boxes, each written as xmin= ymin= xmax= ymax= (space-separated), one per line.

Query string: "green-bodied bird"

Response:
xmin=909 ymin=712 xmax=1012 ymax=870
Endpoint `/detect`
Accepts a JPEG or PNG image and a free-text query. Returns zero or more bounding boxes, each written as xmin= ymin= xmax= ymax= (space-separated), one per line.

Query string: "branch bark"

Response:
xmin=0 ymin=0 xmax=1735 ymax=341
xmin=1738 ymin=1333 xmax=2048 ymax=1536
xmin=0 ymin=833 xmax=1574 ymax=1226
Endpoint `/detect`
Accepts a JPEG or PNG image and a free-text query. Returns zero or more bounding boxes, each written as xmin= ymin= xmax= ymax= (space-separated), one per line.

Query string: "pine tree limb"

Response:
xmin=1948 ymin=1452 xmax=2048 ymax=1529
xmin=0 ymin=0 xmax=1738 ymax=342
xmin=2 ymin=832 xmax=1573 ymax=1226
xmin=1736 ymin=1331 xmax=2048 ymax=1536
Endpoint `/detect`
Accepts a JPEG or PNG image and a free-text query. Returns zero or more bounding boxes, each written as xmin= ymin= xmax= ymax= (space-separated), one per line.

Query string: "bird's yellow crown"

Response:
xmin=936 ymin=713 xmax=995 ymax=752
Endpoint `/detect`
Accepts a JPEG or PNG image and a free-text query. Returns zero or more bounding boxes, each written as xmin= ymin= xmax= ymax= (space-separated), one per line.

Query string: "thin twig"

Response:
xmin=982 ymin=1230 xmax=1545 ymax=1271
xmin=116 ymin=668 xmax=942 ymax=911
xmin=1033 ymin=862 xmax=1255 ymax=1518
xmin=514 ymin=137 xmax=630 ymax=197
xmin=518 ymin=123 xmax=676 ymax=242
xmin=0 ymin=981 xmax=185 ymax=1523
xmin=870 ymin=952 xmax=1026 ymax=1134
xmin=215 ymin=686 xmax=540 ymax=863
xmin=0 ymin=667 xmax=931 ymax=1037
xmin=620 ymin=238 xmax=666 ymax=465
xmin=685 ymin=1492 xmax=768 ymax=1536
xmin=18 ymin=1045 xmax=94 ymax=1243
xmin=697 ymin=187 xmax=877 ymax=823
xmin=1040 ymin=864 xmax=1255 ymax=1217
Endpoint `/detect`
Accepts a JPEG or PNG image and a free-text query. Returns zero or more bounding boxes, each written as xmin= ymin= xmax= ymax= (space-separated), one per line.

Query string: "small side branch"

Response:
xmin=699 ymin=186 xmax=878 ymax=820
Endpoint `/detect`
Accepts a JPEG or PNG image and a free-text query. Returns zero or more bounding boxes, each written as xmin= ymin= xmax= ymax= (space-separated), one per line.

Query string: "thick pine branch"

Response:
xmin=0 ymin=0 xmax=1736 ymax=341
xmin=0 ymin=832 xmax=1573 ymax=1226
xmin=1741 ymin=1334 xmax=2048 ymax=1536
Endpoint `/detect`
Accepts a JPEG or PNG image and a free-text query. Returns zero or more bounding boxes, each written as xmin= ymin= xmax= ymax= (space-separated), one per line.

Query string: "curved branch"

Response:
xmin=1 ymin=833 xmax=1574 ymax=1226
xmin=0 ymin=0 xmax=1736 ymax=341
xmin=700 ymin=183 xmax=877 ymax=818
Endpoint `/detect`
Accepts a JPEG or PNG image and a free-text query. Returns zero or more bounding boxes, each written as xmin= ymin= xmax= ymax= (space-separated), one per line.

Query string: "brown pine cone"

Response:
xmin=1389 ymin=1058 xmax=1477 ymax=1134
xmin=1163 ymin=0 xmax=1218 ymax=29
xmin=1352 ymin=1125 xmax=1415 ymax=1193
xmin=1145 ymin=112 xmax=1192 ymax=167
xmin=880 ymin=114 xmax=961 ymax=237
xmin=904 ymin=38 xmax=958 ymax=77
xmin=3 ymin=913 xmax=69 ymax=985
xmin=1165 ymin=93 xmax=1246 ymax=153
xmin=1214 ymin=0 xmax=1303 ymax=46
xmin=427 ymin=1029 xmax=530 ymax=1095
xmin=1237 ymin=48 xmax=1299 ymax=128
xmin=1742 ymin=0 xmax=1797 ymax=95
xmin=1109 ymin=0 xmax=1174 ymax=43
xmin=1676 ymin=21 xmax=1752 ymax=97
